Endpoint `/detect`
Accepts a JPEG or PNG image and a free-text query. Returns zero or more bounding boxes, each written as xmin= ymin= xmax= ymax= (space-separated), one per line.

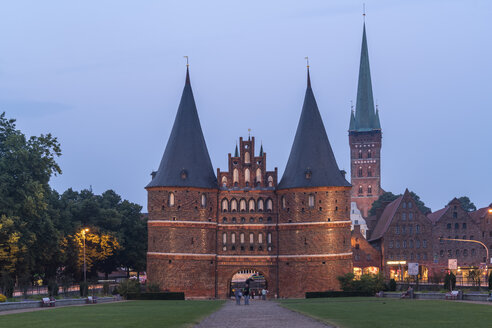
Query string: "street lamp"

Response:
xmin=81 ymin=228 xmax=89 ymax=284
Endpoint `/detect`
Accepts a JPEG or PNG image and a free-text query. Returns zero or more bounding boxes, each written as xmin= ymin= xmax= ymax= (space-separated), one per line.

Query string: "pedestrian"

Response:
xmin=261 ymin=288 xmax=268 ymax=300
xmin=243 ymin=284 xmax=250 ymax=305
xmin=234 ymin=288 xmax=242 ymax=305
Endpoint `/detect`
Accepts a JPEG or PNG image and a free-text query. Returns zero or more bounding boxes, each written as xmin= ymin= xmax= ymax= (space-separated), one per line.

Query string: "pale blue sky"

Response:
xmin=1 ymin=0 xmax=491 ymax=212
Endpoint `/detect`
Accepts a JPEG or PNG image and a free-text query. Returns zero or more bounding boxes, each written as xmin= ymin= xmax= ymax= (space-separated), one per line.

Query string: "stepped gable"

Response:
xmin=278 ymin=68 xmax=350 ymax=189
xmin=147 ymin=67 xmax=217 ymax=189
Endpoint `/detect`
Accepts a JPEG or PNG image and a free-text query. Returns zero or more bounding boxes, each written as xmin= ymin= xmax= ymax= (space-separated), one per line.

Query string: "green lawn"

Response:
xmin=0 ymin=300 xmax=224 ymax=328
xmin=279 ymin=297 xmax=492 ymax=328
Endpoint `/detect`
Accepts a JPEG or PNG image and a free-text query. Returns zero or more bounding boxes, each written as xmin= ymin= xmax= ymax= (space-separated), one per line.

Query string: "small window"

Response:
xmin=471 ymin=249 xmax=476 ymax=256
xmin=358 ymin=185 xmax=363 ymax=194
xmin=358 ymin=167 xmax=363 ymax=177
xmin=396 ymin=241 xmax=400 ymax=248
xmin=463 ymin=249 xmax=468 ymax=257
xmin=395 ymin=225 xmax=400 ymax=234
xmin=231 ymin=199 xmax=238 ymax=212
xmin=367 ymin=185 xmax=372 ymax=194
xmin=367 ymin=167 xmax=372 ymax=177
xmin=416 ymin=240 xmax=420 ymax=248
xmin=308 ymin=195 xmax=315 ymax=208
xmin=240 ymin=199 xmax=247 ymax=212
xmin=266 ymin=199 xmax=273 ymax=212
xmin=258 ymin=233 xmax=263 ymax=244
xmin=440 ymin=250 xmax=444 ymax=257
xmin=402 ymin=213 xmax=406 ymax=220
xmin=221 ymin=176 xmax=227 ymax=187
xmin=454 ymin=223 xmax=459 ymax=230
xmin=201 ymin=194 xmax=207 ymax=208
xmin=367 ymin=149 xmax=372 ymax=158
xmin=416 ymin=225 xmax=420 ymax=233
xmin=423 ymin=240 xmax=427 ymax=249
xmin=281 ymin=196 xmax=286 ymax=209
xmin=408 ymin=202 xmax=412 ymax=208
xmin=403 ymin=240 xmax=407 ymax=248
xmin=168 ymin=192 xmax=175 ymax=206
xmin=453 ymin=212 xmax=458 ymax=218
xmin=447 ymin=223 xmax=451 ymax=229
xmin=240 ymin=233 xmax=245 ymax=244
xmin=358 ymin=150 xmax=362 ymax=159
xmin=462 ymin=223 xmax=467 ymax=229
xmin=233 ymin=169 xmax=239 ymax=184
xmin=403 ymin=202 xmax=407 ymax=209
xmin=267 ymin=232 xmax=272 ymax=244
xmin=244 ymin=152 xmax=250 ymax=164
xmin=409 ymin=213 xmax=413 ymax=220
xmin=268 ymin=176 xmax=274 ymax=187
xmin=389 ymin=240 xmax=394 ymax=248
xmin=256 ymin=168 xmax=262 ymax=183
xmin=222 ymin=233 xmax=227 ymax=244
xmin=249 ymin=233 xmax=254 ymax=244
xmin=231 ymin=233 xmax=236 ymax=243
xmin=244 ymin=169 xmax=251 ymax=185
xmin=409 ymin=240 xmax=413 ymax=248
xmin=221 ymin=198 xmax=229 ymax=212
xmin=258 ymin=199 xmax=264 ymax=211
xmin=249 ymin=199 xmax=255 ymax=212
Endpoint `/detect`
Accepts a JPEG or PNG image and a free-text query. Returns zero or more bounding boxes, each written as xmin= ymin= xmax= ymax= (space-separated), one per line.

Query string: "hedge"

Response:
xmin=306 ymin=291 xmax=374 ymax=298
xmin=126 ymin=292 xmax=185 ymax=300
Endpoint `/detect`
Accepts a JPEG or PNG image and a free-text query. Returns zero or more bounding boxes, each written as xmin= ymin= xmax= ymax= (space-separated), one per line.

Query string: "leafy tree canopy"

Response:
xmin=369 ymin=190 xmax=431 ymax=216
xmin=457 ymin=196 xmax=476 ymax=212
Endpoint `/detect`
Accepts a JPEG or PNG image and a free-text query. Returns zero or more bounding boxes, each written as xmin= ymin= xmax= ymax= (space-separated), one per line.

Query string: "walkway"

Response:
xmin=194 ymin=299 xmax=332 ymax=328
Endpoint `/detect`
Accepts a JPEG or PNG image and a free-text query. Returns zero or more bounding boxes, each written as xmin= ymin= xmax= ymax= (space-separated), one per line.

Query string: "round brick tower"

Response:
xmin=276 ymin=67 xmax=352 ymax=298
xmin=146 ymin=67 xmax=218 ymax=298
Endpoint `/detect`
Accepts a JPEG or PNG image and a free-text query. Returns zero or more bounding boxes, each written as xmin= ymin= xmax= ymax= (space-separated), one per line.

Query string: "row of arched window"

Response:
xmin=222 ymin=232 xmax=272 ymax=244
xmin=221 ymin=198 xmax=273 ymax=212
xmin=357 ymin=166 xmax=373 ymax=177
xmin=389 ymin=239 xmax=427 ymax=249
xmin=358 ymin=185 xmax=373 ymax=194
xmin=386 ymin=252 xmax=428 ymax=261
xmin=394 ymin=225 xmax=421 ymax=234
xmin=222 ymin=217 xmax=273 ymax=223
xmin=357 ymin=149 xmax=373 ymax=159
xmin=440 ymin=249 xmax=476 ymax=257
xmin=221 ymin=171 xmax=274 ymax=187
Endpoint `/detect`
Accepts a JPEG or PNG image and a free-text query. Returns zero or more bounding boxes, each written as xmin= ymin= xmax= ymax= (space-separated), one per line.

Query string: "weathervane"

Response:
xmin=248 ymin=128 xmax=251 ymax=138
xmin=363 ymin=3 xmax=366 ymax=21
xmin=184 ymin=56 xmax=189 ymax=67
xmin=304 ymin=56 xmax=309 ymax=68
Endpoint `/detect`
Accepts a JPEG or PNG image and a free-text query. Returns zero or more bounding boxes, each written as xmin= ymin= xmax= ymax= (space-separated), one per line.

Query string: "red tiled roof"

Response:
xmin=369 ymin=195 xmax=403 ymax=242
xmin=427 ymin=206 xmax=449 ymax=224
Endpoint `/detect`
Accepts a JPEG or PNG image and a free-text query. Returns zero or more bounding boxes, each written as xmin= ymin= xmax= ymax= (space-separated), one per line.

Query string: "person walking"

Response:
xmin=243 ymin=284 xmax=250 ymax=305
xmin=261 ymin=288 xmax=268 ymax=300
xmin=234 ymin=288 xmax=242 ymax=305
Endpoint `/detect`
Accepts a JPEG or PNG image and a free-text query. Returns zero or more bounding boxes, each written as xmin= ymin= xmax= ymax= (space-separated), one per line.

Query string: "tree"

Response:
xmin=408 ymin=191 xmax=431 ymax=214
xmin=458 ymin=196 xmax=476 ymax=212
xmin=369 ymin=192 xmax=399 ymax=216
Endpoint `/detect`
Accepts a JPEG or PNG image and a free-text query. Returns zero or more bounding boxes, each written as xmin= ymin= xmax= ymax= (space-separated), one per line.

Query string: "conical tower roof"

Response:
xmin=278 ymin=68 xmax=351 ymax=189
xmin=350 ymin=23 xmax=380 ymax=132
xmin=147 ymin=67 xmax=217 ymax=189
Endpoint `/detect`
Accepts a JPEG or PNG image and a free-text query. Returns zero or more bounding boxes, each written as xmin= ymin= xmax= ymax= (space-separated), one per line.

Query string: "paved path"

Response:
xmin=194 ymin=300 xmax=332 ymax=328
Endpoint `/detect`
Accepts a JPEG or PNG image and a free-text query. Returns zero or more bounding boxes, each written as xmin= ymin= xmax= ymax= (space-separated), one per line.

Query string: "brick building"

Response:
xmin=146 ymin=66 xmax=352 ymax=299
xmin=351 ymin=225 xmax=381 ymax=278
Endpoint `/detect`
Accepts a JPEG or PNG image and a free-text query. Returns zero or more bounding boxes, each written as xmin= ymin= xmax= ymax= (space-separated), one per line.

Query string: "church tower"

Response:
xmin=146 ymin=67 xmax=218 ymax=298
xmin=277 ymin=67 xmax=352 ymax=297
xmin=349 ymin=22 xmax=383 ymax=218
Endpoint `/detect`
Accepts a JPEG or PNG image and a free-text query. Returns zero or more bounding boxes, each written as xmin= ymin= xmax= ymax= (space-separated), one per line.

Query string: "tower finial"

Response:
xmin=248 ymin=128 xmax=251 ymax=140
xmin=305 ymin=57 xmax=311 ymax=87
xmin=351 ymin=100 xmax=354 ymax=112
xmin=184 ymin=56 xmax=190 ymax=84
xmin=363 ymin=3 xmax=366 ymax=22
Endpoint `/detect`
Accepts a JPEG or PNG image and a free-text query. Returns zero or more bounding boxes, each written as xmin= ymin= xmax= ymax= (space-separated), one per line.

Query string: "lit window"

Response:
xmin=308 ymin=195 xmax=315 ymax=208
xmin=267 ymin=232 xmax=272 ymax=244
xmin=358 ymin=150 xmax=362 ymax=159
xmin=358 ymin=185 xmax=363 ymax=194
xmin=368 ymin=149 xmax=372 ymax=158
xmin=249 ymin=199 xmax=255 ymax=212
xmin=168 ymin=192 xmax=175 ymax=206
xmin=222 ymin=233 xmax=227 ymax=244
xmin=201 ymin=194 xmax=207 ymax=208
xmin=244 ymin=152 xmax=250 ymax=164
xmin=358 ymin=167 xmax=363 ymax=177
xmin=231 ymin=233 xmax=236 ymax=243
xmin=258 ymin=233 xmax=263 ymax=244
xmin=367 ymin=185 xmax=372 ymax=194
xmin=240 ymin=233 xmax=245 ymax=244
xmin=249 ymin=233 xmax=254 ymax=244
xmin=281 ymin=196 xmax=286 ymax=209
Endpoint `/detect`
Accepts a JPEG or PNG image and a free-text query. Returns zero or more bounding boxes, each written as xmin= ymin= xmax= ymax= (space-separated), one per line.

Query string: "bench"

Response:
xmin=86 ymin=296 xmax=98 ymax=304
xmin=445 ymin=291 xmax=460 ymax=300
xmin=41 ymin=297 xmax=56 ymax=307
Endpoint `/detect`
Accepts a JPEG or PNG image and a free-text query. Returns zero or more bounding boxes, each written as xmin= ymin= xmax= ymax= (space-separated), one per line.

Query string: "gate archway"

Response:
xmin=229 ymin=269 xmax=268 ymax=298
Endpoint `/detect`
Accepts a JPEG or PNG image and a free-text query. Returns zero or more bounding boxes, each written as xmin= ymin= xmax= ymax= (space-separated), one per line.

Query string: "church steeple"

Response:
xmin=278 ymin=66 xmax=350 ymax=189
xmin=350 ymin=23 xmax=380 ymax=132
xmin=147 ymin=66 xmax=217 ymax=189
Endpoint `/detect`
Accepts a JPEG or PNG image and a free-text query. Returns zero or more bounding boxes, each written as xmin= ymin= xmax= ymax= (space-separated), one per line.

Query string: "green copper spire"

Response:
xmin=234 ymin=143 xmax=239 ymax=157
xmin=349 ymin=109 xmax=356 ymax=130
xmin=351 ymin=23 xmax=380 ymax=132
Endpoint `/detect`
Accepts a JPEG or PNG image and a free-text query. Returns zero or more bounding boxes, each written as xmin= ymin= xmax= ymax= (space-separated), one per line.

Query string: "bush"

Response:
xmin=126 ymin=292 xmax=184 ymax=300
xmin=103 ymin=282 xmax=110 ymax=295
xmin=306 ymin=291 xmax=373 ymax=298
xmin=337 ymin=273 xmax=387 ymax=295
xmin=389 ymin=279 xmax=397 ymax=291
xmin=146 ymin=282 xmax=161 ymax=293
xmin=0 ymin=294 xmax=7 ymax=302
xmin=116 ymin=279 xmax=140 ymax=297
xmin=80 ymin=282 xmax=89 ymax=297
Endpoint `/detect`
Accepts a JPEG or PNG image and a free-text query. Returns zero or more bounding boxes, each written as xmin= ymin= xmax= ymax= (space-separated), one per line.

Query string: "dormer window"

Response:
xmin=180 ymin=169 xmax=188 ymax=180
xmin=305 ymin=168 xmax=312 ymax=180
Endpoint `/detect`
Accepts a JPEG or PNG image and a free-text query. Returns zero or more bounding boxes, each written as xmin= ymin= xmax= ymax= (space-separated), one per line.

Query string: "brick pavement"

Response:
xmin=194 ymin=299 xmax=332 ymax=328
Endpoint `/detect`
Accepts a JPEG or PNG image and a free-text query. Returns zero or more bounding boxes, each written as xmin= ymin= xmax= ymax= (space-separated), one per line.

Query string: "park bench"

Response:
xmin=86 ymin=296 xmax=98 ymax=304
xmin=445 ymin=291 xmax=459 ymax=300
xmin=41 ymin=297 xmax=56 ymax=307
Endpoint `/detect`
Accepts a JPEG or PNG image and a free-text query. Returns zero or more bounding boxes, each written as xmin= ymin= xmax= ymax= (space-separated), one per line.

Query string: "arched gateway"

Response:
xmin=229 ymin=269 xmax=268 ymax=298
xmin=146 ymin=67 xmax=352 ymax=299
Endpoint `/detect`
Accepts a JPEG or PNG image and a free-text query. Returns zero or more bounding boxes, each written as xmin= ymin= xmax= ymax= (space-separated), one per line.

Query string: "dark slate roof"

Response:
xmin=146 ymin=68 xmax=217 ymax=189
xmin=350 ymin=23 xmax=381 ymax=132
xmin=278 ymin=69 xmax=351 ymax=189
xmin=369 ymin=195 xmax=403 ymax=242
